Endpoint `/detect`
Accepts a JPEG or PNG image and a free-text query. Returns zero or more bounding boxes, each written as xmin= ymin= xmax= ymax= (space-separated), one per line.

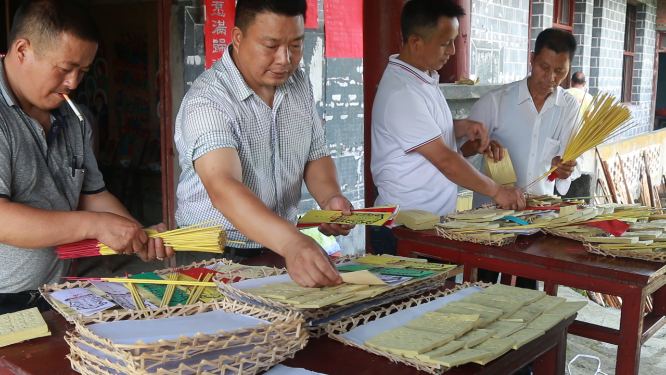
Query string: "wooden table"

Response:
xmin=0 ymin=252 xmax=575 ymax=375
xmin=393 ymin=227 xmax=666 ymax=375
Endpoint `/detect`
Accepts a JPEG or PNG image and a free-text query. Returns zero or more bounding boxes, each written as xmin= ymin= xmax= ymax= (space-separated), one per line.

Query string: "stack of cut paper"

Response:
xmin=297 ymin=205 xmax=400 ymax=228
xmin=0 ymin=307 xmax=51 ymax=347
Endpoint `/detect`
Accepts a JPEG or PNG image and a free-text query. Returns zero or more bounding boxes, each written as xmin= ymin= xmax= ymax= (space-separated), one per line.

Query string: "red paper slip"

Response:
xmin=580 ymin=220 xmax=631 ymax=237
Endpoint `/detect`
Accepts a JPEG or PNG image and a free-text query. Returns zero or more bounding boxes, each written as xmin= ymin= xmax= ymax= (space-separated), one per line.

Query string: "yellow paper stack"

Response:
xmin=0 ymin=308 xmax=51 ymax=347
xmin=484 ymin=149 xmax=517 ymax=187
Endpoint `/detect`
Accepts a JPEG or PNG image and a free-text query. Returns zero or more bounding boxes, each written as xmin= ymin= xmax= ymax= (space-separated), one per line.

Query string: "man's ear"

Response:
xmin=14 ymin=38 xmax=33 ymax=64
xmin=231 ymin=26 xmax=243 ymax=52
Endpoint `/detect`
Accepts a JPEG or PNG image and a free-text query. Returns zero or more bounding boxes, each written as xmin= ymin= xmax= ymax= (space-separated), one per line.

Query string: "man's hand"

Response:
xmin=94 ymin=213 xmax=147 ymax=256
xmin=283 ymin=235 xmax=342 ymax=287
xmin=454 ymin=119 xmax=489 ymax=153
xmin=136 ymin=223 xmax=175 ymax=262
xmin=482 ymin=140 xmax=505 ymax=163
xmin=551 ymin=157 xmax=577 ymax=180
xmin=318 ymin=195 xmax=355 ymax=236
xmin=491 ymin=185 xmax=526 ymax=210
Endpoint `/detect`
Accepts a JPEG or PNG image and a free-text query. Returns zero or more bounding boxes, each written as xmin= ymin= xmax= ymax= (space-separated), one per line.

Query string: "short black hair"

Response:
xmin=8 ymin=0 xmax=101 ymax=55
xmin=534 ymin=28 xmax=577 ymax=62
xmin=401 ymin=0 xmax=465 ymax=44
xmin=235 ymin=0 xmax=307 ymax=33
xmin=571 ymin=71 xmax=586 ymax=84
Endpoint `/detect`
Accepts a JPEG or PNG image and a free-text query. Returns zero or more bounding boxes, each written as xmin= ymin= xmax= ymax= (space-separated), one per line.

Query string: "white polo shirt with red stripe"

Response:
xmin=371 ymin=55 xmax=458 ymax=216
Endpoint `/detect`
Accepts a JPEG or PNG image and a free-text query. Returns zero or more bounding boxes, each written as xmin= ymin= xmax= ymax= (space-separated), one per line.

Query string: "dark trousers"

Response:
xmin=0 ymin=291 xmax=52 ymax=315
xmin=369 ymin=226 xmax=398 ymax=255
xmin=477 ymin=269 xmax=538 ymax=290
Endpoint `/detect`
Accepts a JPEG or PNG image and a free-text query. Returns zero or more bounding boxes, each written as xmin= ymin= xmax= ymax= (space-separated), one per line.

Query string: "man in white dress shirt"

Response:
xmin=465 ymin=28 xmax=582 ymax=209
xmin=464 ymin=28 xmax=582 ymax=290
xmin=369 ymin=0 xmax=525 ymax=255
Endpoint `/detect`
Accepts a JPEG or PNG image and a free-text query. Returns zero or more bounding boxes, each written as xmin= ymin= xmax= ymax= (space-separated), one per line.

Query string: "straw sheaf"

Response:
xmin=325 ymin=282 xmax=491 ymax=375
xmin=584 ymin=243 xmax=666 ymax=262
xmin=67 ymin=299 xmax=308 ymax=373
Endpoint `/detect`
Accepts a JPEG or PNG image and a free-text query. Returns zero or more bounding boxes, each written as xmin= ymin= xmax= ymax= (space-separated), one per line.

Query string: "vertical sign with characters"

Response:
xmin=205 ymin=0 xmax=236 ymax=69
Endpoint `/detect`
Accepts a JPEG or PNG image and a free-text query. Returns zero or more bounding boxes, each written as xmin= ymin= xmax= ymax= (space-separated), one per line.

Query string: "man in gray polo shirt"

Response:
xmin=0 ymin=0 xmax=173 ymax=314
xmin=175 ymin=0 xmax=353 ymax=287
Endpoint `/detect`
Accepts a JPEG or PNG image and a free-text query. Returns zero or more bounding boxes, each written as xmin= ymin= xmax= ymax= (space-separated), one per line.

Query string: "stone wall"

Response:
xmin=470 ymin=0 xmax=531 ymax=83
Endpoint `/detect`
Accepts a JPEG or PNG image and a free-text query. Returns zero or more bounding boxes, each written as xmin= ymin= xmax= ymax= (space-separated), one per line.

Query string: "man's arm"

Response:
xmin=303 ymin=156 xmax=354 ymax=236
xmin=195 ymin=147 xmax=341 ymax=287
xmin=416 ymin=139 xmax=525 ymax=210
xmin=78 ymin=191 xmax=174 ymax=261
xmin=0 ymin=198 xmax=146 ymax=254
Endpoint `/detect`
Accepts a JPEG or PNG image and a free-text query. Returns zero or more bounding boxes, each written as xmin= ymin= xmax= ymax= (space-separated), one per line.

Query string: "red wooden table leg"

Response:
xmin=500 ymin=273 xmax=516 ymax=286
xmin=544 ymin=280 xmax=559 ymax=296
xmin=651 ymin=284 xmax=666 ymax=316
xmin=533 ymin=327 xmax=566 ymax=375
xmin=616 ymin=288 xmax=646 ymax=375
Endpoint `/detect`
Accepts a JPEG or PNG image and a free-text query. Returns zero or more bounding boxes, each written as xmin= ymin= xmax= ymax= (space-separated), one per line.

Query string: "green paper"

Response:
xmin=337 ymin=265 xmax=379 ymax=272
xmin=375 ymin=268 xmax=437 ymax=278
xmin=130 ymin=272 xmax=189 ymax=306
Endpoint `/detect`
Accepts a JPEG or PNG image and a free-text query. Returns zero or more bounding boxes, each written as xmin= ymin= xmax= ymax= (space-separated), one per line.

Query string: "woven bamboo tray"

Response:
xmin=66 ymin=299 xmax=308 ymax=375
xmin=217 ymin=254 xmax=457 ymax=336
xmin=325 ymin=282 xmax=490 ymax=375
xmin=435 ymin=226 xmax=518 ymax=247
xmin=40 ymin=258 xmax=286 ymax=324
xmin=584 ymin=243 xmax=666 ymax=262
xmin=541 ymin=228 xmax=609 ymax=243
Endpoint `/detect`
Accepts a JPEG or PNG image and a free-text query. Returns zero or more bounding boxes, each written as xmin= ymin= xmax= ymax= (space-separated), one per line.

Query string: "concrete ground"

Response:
xmin=78 ymin=256 xmax=666 ymax=374
xmin=557 ymin=286 xmax=666 ymax=375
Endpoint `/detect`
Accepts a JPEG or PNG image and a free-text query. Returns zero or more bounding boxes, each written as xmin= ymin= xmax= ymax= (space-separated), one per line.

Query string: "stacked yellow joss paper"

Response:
xmin=0 ymin=308 xmax=51 ymax=347
xmin=361 ymin=283 xmax=586 ymax=369
xmin=435 ymin=208 xmax=543 ymax=246
xmin=230 ymin=254 xmax=458 ymax=310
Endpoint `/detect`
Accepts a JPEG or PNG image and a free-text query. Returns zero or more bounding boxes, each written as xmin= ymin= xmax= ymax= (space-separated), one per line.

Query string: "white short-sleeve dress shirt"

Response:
xmin=371 ymin=55 xmax=459 ymax=216
xmin=467 ymin=77 xmax=582 ymax=207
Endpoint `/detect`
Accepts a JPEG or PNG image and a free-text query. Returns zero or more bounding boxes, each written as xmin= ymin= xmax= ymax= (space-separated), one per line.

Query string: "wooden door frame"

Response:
xmin=652 ymin=32 xmax=666 ymax=132
xmin=157 ymin=0 xmax=176 ymax=229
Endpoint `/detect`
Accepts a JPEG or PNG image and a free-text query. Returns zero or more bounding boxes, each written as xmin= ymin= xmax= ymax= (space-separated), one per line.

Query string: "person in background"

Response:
xmin=0 ymin=0 xmax=172 ymax=315
xmin=369 ymin=0 xmax=525 ymax=255
xmin=174 ymin=0 xmax=353 ymax=288
xmin=566 ymin=71 xmax=593 ymax=114
xmin=464 ymin=28 xmax=583 ymax=291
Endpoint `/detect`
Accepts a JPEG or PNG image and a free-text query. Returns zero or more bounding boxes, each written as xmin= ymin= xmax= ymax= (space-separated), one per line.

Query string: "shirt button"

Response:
xmin=532 ymin=154 xmax=535 ymax=157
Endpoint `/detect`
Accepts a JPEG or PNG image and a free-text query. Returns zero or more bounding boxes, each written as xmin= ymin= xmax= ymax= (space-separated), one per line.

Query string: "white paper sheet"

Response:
xmin=50 ymin=287 xmax=116 ymax=316
xmin=90 ymin=281 xmax=157 ymax=310
xmin=377 ymin=274 xmax=412 ymax=286
xmin=340 ymin=286 xmax=483 ymax=346
xmin=87 ymin=309 xmax=270 ymax=345
xmin=263 ymin=365 xmax=328 ymax=375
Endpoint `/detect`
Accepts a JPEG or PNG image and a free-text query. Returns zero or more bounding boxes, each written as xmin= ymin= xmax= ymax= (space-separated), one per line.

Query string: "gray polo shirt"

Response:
xmin=0 ymin=60 xmax=106 ymax=292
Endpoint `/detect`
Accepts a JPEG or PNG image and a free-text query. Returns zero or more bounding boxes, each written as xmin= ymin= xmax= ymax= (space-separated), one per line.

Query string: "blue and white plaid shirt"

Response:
xmin=174 ymin=46 xmax=329 ymax=248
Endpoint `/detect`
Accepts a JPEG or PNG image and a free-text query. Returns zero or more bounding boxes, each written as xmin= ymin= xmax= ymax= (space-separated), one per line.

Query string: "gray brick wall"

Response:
xmin=589 ymin=0 xmax=626 ymax=96
xmin=572 ymin=0 xmax=594 ymax=78
xmin=531 ymin=0 xmax=555 ymax=50
xmin=629 ymin=1 xmax=657 ymax=136
xmin=470 ymin=0 xmax=531 ymax=84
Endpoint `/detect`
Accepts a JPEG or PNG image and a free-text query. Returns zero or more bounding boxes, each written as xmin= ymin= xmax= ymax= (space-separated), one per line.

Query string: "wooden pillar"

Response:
xmin=363 ymin=0 xmax=403 ymax=252
xmin=438 ymin=0 xmax=471 ymax=83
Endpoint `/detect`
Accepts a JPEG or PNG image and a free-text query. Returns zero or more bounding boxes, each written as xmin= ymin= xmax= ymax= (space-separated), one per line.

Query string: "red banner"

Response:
xmin=306 ymin=0 xmax=319 ymax=29
xmin=204 ymin=0 xmax=236 ymax=69
xmin=324 ymin=0 xmax=363 ymax=58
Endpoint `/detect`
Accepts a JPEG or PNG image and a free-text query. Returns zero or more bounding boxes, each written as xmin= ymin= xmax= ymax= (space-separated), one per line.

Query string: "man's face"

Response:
xmin=22 ymin=33 xmax=97 ymax=110
xmin=233 ymin=12 xmax=305 ymax=89
xmin=417 ymin=16 xmax=459 ymax=71
xmin=529 ymin=48 xmax=570 ymax=96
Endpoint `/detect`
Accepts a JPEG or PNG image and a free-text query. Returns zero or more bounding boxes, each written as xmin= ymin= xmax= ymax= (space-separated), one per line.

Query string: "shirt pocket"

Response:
xmin=539 ymin=138 xmax=560 ymax=166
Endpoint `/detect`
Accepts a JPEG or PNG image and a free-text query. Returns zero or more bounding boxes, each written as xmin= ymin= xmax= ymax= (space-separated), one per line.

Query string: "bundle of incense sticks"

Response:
xmin=55 ymin=221 xmax=242 ymax=259
xmin=185 ymin=273 xmax=214 ymax=305
xmin=62 ymin=276 xmax=217 ymax=287
xmin=159 ymin=269 xmax=180 ymax=308
xmin=521 ymin=92 xmax=634 ymax=193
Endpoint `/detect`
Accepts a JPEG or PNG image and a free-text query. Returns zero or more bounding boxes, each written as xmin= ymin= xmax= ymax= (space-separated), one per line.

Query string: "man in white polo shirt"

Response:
xmin=370 ymin=0 xmax=525 ymax=255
